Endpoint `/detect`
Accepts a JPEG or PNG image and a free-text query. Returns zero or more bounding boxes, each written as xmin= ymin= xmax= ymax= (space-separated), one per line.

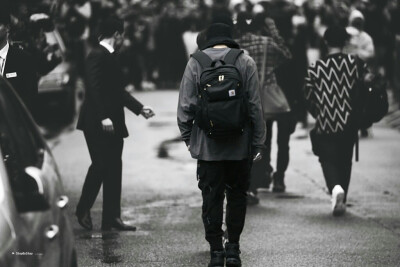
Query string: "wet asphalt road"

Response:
xmin=49 ymin=91 xmax=400 ymax=267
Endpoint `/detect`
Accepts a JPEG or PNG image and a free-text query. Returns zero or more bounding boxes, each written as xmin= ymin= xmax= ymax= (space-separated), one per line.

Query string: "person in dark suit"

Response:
xmin=75 ymin=16 xmax=155 ymax=231
xmin=0 ymin=12 xmax=37 ymax=114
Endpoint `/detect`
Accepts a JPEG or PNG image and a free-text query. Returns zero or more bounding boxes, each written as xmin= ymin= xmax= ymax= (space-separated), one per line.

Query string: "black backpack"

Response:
xmin=352 ymin=58 xmax=389 ymax=162
xmin=191 ymin=49 xmax=247 ymax=139
xmin=354 ymin=59 xmax=389 ymax=129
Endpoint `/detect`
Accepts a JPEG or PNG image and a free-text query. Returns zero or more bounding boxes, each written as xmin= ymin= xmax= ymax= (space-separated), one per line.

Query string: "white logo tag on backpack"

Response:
xmin=229 ymin=90 xmax=236 ymax=97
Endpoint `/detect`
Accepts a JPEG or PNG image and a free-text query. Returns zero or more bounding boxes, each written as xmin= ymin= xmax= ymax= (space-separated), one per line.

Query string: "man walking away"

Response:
xmin=235 ymin=12 xmax=294 ymax=202
xmin=304 ymin=26 xmax=368 ymax=216
xmin=177 ymin=22 xmax=266 ymax=267
xmin=76 ymin=16 xmax=155 ymax=231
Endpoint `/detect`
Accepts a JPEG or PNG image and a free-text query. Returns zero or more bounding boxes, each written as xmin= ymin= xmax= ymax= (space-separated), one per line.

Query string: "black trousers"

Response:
xmin=197 ymin=159 xmax=251 ymax=250
xmin=250 ymin=114 xmax=295 ymax=192
xmin=317 ymin=139 xmax=355 ymax=202
xmin=77 ymin=132 xmax=124 ymax=222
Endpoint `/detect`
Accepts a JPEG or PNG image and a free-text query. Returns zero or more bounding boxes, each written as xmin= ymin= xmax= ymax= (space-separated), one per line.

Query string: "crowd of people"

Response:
xmin=2 ymin=0 xmax=400 ymax=98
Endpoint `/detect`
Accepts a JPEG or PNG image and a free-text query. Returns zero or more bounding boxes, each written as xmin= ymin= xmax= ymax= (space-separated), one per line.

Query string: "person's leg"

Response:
xmin=264 ymin=120 xmax=274 ymax=174
xmin=320 ymin=159 xmax=341 ymax=194
xmin=273 ymin=115 xmax=293 ymax=192
xmin=338 ymin=141 xmax=355 ymax=202
xmin=247 ymin=120 xmax=272 ymax=198
xmin=224 ymin=159 xmax=251 ymax=243
xmin=318 ymin=140 xmax=346 ymax=215
xmin=76 ymin=132 xmax=106 ymax=214
xmin=224 ymin=159 xmax=251 ymax=267
xmin=102 ymin=137 xmax=124 ymax=222
xmin=197 ymin=160 xmax=226 ymax=251
xmin=276 ymin=115 xmax=292 ymax=176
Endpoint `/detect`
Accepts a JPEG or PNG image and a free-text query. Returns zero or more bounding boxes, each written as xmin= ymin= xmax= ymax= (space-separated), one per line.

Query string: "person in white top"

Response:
xmin=344 ymin=9 xmax=375 ymax=138
xmin=344 ymin=9 xmax=375 ymax=62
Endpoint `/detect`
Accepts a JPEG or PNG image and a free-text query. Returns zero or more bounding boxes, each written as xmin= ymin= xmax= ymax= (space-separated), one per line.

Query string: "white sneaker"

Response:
xmin=331 ymin=185 xmax=346 ymax=216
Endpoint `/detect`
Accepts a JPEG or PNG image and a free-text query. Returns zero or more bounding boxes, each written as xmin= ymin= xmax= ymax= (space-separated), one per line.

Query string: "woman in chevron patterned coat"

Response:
xmin=304 ymin=26 xmax=369 ymax=216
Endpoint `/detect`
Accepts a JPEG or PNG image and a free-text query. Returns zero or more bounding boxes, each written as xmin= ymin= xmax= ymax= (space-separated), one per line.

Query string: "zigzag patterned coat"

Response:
xmin=304 ymin=53 xmax=367 ymax=135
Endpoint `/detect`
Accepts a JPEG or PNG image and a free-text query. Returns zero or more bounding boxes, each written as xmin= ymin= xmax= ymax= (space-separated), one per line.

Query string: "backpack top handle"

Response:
xmin=191 ymin=48 xmax=244 ymax=69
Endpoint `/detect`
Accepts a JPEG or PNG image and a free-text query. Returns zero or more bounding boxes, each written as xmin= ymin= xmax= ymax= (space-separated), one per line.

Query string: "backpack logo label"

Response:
xmin=229 ymin=90 xmax=236 ymax=97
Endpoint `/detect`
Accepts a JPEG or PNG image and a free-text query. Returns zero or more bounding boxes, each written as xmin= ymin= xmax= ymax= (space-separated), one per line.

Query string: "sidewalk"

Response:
xmin=53 ymin=90 xmax=400 ymax=267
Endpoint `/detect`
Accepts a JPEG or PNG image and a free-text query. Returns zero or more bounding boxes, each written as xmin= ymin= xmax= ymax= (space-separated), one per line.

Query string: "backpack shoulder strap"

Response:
xmin=223 ymin=49 xmax=244 ymax=65
xmin=191 ymin=51 xmax=213 ymax=69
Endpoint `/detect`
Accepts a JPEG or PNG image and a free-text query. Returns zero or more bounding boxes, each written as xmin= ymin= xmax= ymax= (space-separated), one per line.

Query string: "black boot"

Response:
xmin=272 ymin=172 xmax=286 ymax=193
xmin=225 ymin=242 xmax=241 ymax=267
xmin=208 ymin=250 xmax=225 ymax=267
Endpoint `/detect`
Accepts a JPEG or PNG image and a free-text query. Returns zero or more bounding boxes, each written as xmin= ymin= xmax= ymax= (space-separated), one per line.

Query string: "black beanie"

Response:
xmin=323 ymin=25 xmax=350 ymax=48
xmin=202 ymin=23 xmax=239 ymax=50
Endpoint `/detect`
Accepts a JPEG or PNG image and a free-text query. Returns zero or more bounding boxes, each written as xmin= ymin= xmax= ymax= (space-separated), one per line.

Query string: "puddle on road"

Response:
xmin=275 ymin=193 xmax=305 ymax=199
xmin=134 ymin=196 xmax=202 ymax=209
xmin=101 ymin=233 xmax=123 ymax=264
xmin=148 ymin=121 xmax=175 ymax=128
xmin=80 ymin=232 xmax=124 ymax=264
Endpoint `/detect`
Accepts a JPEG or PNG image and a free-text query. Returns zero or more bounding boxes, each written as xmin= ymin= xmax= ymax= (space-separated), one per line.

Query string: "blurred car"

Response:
xmin=0 ymin=77 xmax=77 ymax=267
xmin=33 ymin=14 xmax=84 ymax=123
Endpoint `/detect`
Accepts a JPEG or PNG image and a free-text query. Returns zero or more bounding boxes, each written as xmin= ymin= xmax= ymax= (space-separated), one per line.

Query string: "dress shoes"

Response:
xmin=76 ymin=210 xmax=93 ymax=230
xmin=101 ymin=217 xmax=137 ymax=231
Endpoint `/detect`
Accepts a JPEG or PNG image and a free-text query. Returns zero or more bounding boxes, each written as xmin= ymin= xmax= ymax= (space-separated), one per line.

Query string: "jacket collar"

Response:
xmin=99 ymin=40 xmax=114 ymax=54
xmin=0 ymin=42 xmax=9 ymax=59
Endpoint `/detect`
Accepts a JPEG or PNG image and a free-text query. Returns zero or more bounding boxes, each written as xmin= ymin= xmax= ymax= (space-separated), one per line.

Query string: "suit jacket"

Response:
xmin=3 ymin=45 xmax=38 ymax=113
xmin=77 ymin=45 xmax=143 ymax=138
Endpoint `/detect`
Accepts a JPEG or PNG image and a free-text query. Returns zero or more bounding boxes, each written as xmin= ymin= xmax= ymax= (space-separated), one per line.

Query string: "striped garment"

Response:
xmin=304 ymin=53 xmax=365 ymax=135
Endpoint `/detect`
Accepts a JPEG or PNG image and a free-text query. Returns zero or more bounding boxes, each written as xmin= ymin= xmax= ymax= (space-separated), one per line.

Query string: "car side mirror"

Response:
xmin=14 ymin=167 xmax=50 ymax=212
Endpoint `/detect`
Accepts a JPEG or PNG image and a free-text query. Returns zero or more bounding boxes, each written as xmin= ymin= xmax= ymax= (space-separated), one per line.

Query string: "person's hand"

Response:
xmin=253 ymin=148 xmax=262 ymax=162
xmin=140 ymin=106 xmax=155 ymax=119
xmin=101 ymin=118 xmax=114 ymax=134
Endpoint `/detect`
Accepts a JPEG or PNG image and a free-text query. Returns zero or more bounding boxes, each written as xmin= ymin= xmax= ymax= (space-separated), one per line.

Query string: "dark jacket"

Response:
xmin=177 ymin=47 xmax=266 ymax=161
xmin=77 ymin=45 xmax=143 ymax=138
xmin=3 ymin=45 xmax=38 ymax=112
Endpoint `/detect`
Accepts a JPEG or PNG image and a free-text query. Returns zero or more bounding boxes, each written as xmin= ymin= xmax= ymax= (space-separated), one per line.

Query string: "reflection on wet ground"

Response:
xmin=79 ymin=232 xmax=123 ymax=264
xmin=274 ymin=193 xmax=305 ymax=199
xmin=101 ymin=232 xmax=123 ymax=264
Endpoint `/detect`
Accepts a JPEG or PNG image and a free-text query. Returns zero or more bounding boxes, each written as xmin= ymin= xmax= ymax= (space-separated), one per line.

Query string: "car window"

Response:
xmin=0 ymin=82 xmax=45 ymax=168
xmin=0 ymin=79 xmax=46 ymax=209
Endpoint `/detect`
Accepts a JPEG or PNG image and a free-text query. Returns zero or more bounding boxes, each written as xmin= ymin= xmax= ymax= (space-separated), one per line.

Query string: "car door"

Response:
xmin=0 ymin=157 xmax=20 ymax=267
xmin=0 ymin=80 xmax=62 ymax=266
